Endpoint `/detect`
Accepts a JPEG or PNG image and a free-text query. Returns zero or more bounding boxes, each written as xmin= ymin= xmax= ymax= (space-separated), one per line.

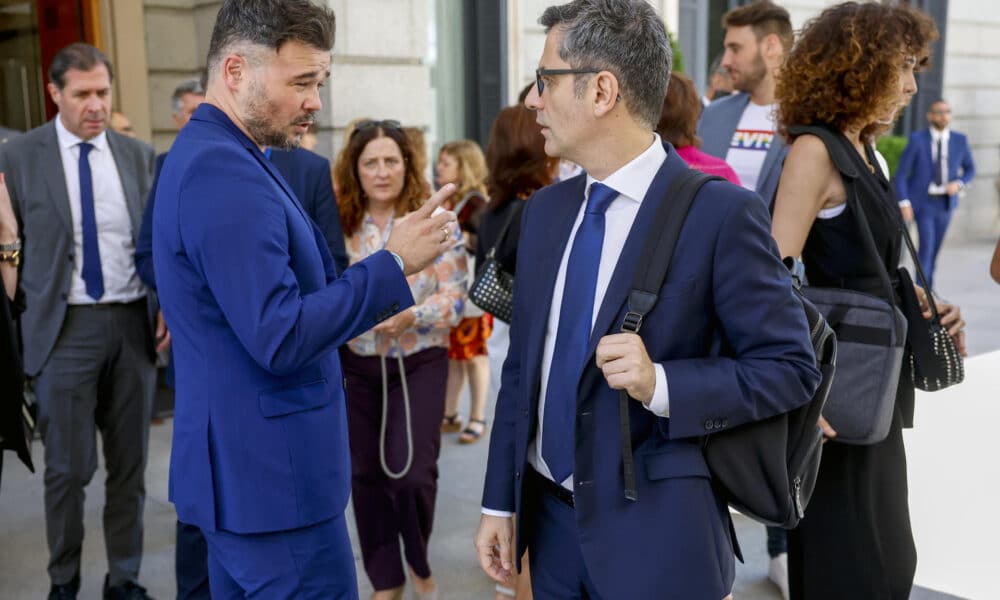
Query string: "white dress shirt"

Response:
xmin=927 ymin=127 xmax=950 ymax=196
xmin=482 ymin=135 xmax=671 ymax=517
xmin=55 ymin=116 xmax=145 ymax=305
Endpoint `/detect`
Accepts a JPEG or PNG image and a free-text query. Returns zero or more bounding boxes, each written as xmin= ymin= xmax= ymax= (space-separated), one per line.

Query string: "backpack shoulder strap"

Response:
xmin=617 ymin=168 xmax=721 ymax=503
xmin=622 ymin=169 xmax=723 ymax=332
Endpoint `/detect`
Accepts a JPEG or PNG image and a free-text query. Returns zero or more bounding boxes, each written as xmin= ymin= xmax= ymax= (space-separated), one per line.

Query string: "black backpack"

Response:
xmin=617 ymin=169 xmax=836 ymax=529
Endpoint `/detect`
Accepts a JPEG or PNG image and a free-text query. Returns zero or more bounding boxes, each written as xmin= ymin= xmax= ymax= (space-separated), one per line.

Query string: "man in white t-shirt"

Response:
xmin=698 ymin=0 xmax=791 ymax=211
xmin=697 ymin=3 xmax=795 ymax=595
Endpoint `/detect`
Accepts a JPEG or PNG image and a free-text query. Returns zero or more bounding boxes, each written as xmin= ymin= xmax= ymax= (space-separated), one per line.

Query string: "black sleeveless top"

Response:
xmin=793 ymin=124 xmax=915 ymax=426
xmin=797 ymin=126 xmax=904 ymax=303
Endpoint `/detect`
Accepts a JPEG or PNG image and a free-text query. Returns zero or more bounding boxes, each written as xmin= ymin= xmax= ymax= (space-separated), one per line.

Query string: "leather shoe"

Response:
xmin=48 ymin=573 xmax=80 ymax=600
xmin=103 ymin=575 xmax=155 ymax=600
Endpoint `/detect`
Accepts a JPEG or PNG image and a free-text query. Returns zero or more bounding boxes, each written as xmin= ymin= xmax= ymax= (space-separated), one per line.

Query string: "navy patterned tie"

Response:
xmin=78 ymin=142 xmax=104 ymax=300
xmin=541 ymin=182 xmax=618 ymax=483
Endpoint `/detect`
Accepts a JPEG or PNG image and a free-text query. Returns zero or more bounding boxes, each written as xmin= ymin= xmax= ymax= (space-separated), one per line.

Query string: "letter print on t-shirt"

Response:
xmin=725 ymin=102 xmax=776 ymax=192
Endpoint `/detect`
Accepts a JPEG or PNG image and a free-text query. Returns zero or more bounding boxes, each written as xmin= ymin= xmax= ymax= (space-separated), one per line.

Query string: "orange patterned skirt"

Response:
xmin=448 ymin=314 xmax=493 ymax=360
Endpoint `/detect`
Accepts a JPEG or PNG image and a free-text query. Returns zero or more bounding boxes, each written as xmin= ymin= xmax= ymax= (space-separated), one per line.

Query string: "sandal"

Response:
xmin=459 ymin=419 xmax=486 ymax=444
xmin=441 ymin=413 xmax=463 ymax=433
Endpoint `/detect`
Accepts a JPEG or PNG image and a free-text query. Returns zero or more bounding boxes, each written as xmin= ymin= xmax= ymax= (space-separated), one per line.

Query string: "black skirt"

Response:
xmin=788 ymin=384 xmax=917 ymax=600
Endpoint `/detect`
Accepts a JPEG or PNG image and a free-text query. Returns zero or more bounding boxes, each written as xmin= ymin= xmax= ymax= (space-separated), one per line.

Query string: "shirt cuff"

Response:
xmin=481 ymin=507 xmax=514 ymax=518
xmin=643 ymin=364 xmax=670 ymax=417
xmin=388 ymin=250 xmax=404 ymax=271
xmin=898 ymin=199 xmax=911 ymax=208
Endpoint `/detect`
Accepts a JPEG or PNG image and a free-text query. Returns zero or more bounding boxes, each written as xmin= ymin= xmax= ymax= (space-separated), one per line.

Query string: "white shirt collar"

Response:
xmin=55 ymin=113 xmax=109 ymax=153
xmin=585 ymin=133 xmax=666 ymax=204
xmin=930 ymin=127 xmax=950 ymax=143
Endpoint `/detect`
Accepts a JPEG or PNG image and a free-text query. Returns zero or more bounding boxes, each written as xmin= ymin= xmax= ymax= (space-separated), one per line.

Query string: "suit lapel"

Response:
xmin=584 ymin=150 xmax=686 ymax=363
xmin=38 ymin=123 xmax=73 ymax=236
xmin=523 ymin=175 xmax=588 ymax=406
xmin=255 ymin=150 xmax=312 ymax=224
xmin=757 ymin=127 xmax=785 ymax=195
xmin=706 ymin=93 xmax=749 ymax=157
xmin=106 ymin=131 xmax=143 ymax=235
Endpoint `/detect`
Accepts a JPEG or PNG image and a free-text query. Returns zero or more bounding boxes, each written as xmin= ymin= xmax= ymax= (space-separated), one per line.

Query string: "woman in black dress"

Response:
xmin=771 ymin=4 xmax=966 ymax=599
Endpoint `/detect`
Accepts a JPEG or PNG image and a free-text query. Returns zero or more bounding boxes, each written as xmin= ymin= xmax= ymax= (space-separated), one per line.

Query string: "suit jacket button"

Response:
xmin=714 ymin=419 xmax=724 ymax=429
xmin=515 ymin=471 xmax=520 ymax=480
xmin=705 ymin=419 xmax=714 ymax=430
xmin=392 ymin=302 xmax=399 ymax=311
xmin=722 ymin=418 xmax=729 ymax=428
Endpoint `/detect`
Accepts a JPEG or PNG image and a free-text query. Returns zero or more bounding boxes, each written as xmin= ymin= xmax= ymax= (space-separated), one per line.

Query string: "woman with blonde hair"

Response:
xmin=335 ymin=119 xmax=465 ymax=600
xmin=436 ymin=139 xmax=492 ymax=443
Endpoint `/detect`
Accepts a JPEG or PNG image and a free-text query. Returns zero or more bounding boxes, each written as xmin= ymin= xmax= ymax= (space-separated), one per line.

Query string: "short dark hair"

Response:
xmin=206 ymin=0 xmax=336 ymax=76
xmin=656 ymin=72 xmax=701 ymax=149
xmin=48 ymin=43 xmax=114 ymax=89
xmin=722 ymin=0 xmax=793 ymax=54
xmin=539 ymin=0 xmax=671 ymax=128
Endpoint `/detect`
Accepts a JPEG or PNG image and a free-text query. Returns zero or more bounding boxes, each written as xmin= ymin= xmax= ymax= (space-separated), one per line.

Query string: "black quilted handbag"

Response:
xmin=469 ymin=207 xmax=519 ymax=323
xmin=469 ymin=250 xmax=514 ymax=323
xmin=897 ymin=229 xmax=964 ymax=391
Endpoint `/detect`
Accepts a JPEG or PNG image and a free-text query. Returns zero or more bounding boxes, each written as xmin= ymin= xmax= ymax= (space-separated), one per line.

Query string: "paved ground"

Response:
xmin=1 ymin=234 xmax=995 ymax=599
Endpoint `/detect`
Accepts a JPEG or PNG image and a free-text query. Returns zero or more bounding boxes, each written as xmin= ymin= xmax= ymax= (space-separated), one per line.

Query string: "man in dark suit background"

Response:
xmin=895 ymin=99 xmax=976 ymax=288
xmin=0 ymin=43 xmax=156 ymax=600
xmin=473 ymin=1 xmax=820 ymax=598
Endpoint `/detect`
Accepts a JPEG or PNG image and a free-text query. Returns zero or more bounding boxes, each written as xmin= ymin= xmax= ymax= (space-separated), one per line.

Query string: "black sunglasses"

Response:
xmin=534 ymin=67 xmax=602 ymax=96
xmin=352 ymin=119 xmax=402 ymax=136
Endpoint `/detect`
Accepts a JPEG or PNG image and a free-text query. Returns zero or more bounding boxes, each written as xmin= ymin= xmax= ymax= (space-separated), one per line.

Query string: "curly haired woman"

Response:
xmin=771 ymin=3 xmax=966 ymax=598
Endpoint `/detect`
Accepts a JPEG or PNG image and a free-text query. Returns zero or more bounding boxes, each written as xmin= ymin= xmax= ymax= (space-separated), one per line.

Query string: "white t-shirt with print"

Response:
xmin=725 ymin=102 xmax=777 ymax=192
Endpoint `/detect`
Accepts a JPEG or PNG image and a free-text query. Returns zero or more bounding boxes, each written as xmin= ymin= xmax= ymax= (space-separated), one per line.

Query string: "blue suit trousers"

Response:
xmin=203 ymin=513 xmax=358 ymax=599
xmin=913 ymin=195 xmax=952 ymax=289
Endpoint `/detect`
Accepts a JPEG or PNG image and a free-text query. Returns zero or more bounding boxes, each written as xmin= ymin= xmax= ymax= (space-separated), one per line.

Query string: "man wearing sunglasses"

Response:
xmin=474 ymin=1 xmax=820 ymax=598
xmin=151 ymin=1 xmax=456 ymax=597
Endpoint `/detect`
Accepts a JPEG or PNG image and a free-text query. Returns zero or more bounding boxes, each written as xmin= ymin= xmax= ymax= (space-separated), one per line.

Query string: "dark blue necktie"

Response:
xmin=78 ymin=142 xmax=104 ymax=300
xmin=542 ymin=182 xmax=618 ymax=483
xmin=933 ymin=137 xmax=944 ymax=186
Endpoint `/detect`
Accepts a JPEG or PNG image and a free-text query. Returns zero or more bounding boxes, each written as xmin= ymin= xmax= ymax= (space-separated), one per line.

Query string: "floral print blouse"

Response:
xmin=346 ymin=211 xmax=467 ymax=357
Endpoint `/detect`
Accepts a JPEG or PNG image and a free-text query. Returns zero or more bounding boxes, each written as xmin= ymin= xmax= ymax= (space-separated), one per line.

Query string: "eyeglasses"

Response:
xmin=535 ymin=67 xmax=602 ymax=96
xmin=351 ymin=119 xmax=402 ymax=136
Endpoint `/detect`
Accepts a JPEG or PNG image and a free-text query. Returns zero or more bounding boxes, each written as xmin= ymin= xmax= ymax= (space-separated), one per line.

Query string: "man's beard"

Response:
xmin=242 ymin=79 xmax=313 ymax=150
xmin=733 ymin=53 xmax=768 ymax=94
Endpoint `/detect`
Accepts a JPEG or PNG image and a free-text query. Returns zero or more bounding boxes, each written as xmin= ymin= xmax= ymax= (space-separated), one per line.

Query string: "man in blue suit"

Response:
xmin=153 ymin=1 xmax=456 ymax=597
xmin=473 ymin=2 xmax=820 ymax=599
xmin=698 ymin=1 xmax=792 ymax=210
xmin=895 ymin=99 xmax=976 ymax=288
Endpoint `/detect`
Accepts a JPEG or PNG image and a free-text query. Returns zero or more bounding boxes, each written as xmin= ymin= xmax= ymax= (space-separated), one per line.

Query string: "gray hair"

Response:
xmin=540 ymin=0 xmax=671 ymax=128
xmin=171 ymin=78 xmax=205 ymax=114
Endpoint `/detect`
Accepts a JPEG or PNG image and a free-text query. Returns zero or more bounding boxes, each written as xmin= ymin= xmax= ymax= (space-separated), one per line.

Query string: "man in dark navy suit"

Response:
xmin=473 ymin=1 xmax=820 ymax=599
xmin=895 ymin=99 xmax=976 ymax=288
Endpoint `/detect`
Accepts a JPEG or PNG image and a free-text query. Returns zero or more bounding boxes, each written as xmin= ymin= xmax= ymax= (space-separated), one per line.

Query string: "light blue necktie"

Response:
xmin=78 ymin=142 xmax=104 ymax=300
xmin=541 ymin=182 xmax=618 ymax=483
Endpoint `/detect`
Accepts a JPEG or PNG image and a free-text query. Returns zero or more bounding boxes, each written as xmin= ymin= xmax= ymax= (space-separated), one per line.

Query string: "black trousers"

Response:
xmin=789 ymin=402 xmax=917 ymax=600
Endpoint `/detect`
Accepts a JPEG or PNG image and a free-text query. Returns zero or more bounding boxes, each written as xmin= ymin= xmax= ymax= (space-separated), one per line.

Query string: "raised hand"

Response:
xmin=385 ymin=183 xmax=458 ymax=275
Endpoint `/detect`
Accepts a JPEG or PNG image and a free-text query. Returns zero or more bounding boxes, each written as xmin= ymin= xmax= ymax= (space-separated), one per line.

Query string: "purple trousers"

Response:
xmin=341 ymin=347 xmax=448 ymax=591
